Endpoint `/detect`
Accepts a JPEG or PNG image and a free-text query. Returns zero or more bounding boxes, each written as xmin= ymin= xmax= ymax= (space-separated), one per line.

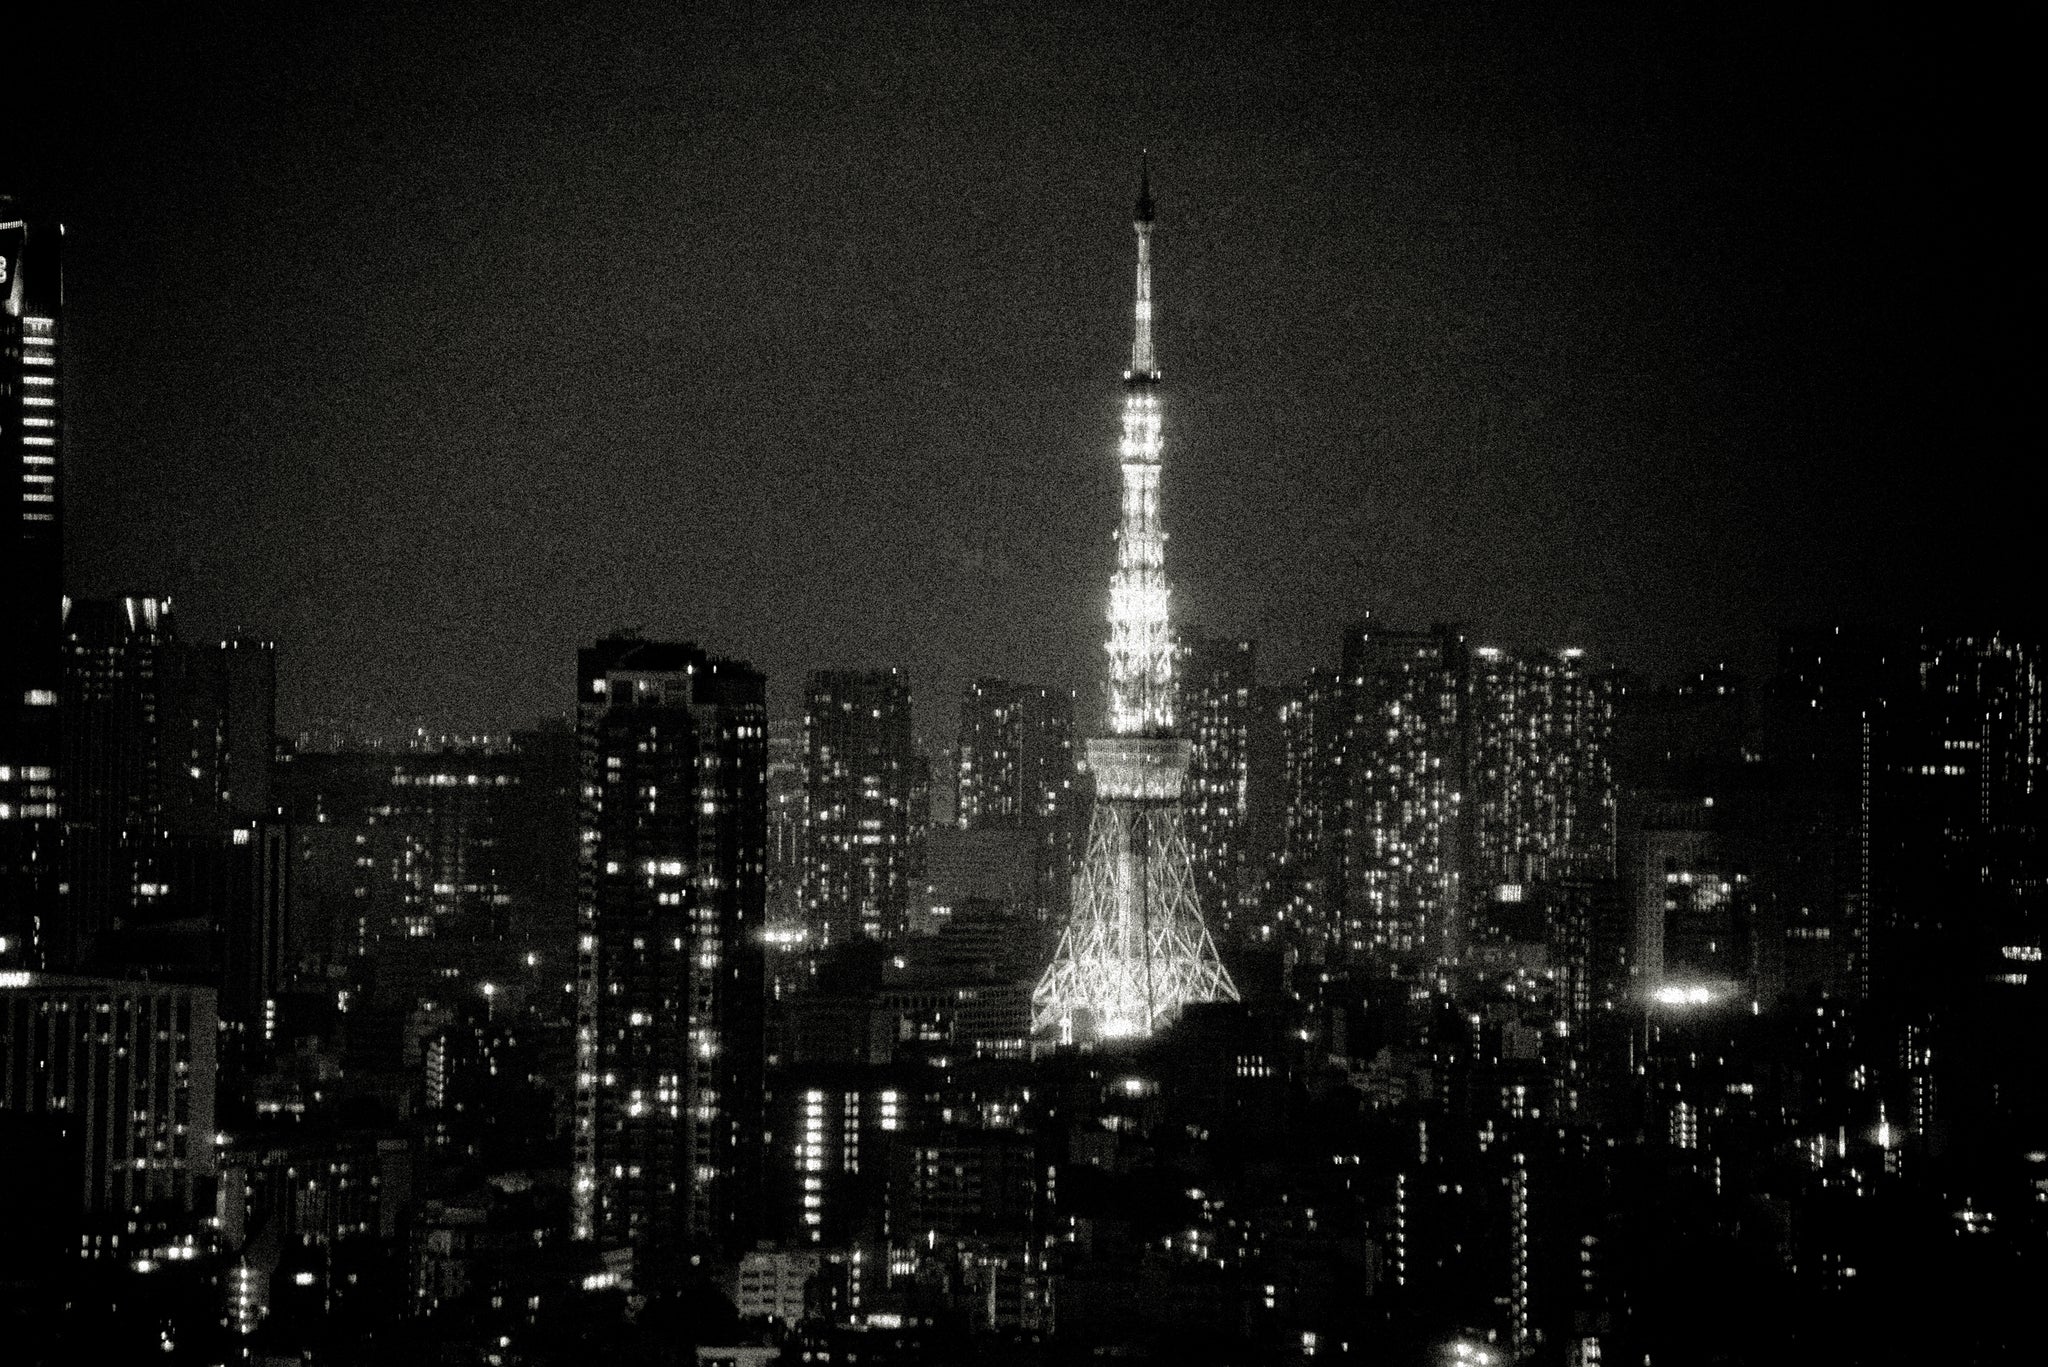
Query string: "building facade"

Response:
xmin=0 ymin=972 xmax=219 ymax=1236
xmin=1180 ymin=631 xmax=1258 ymax=942
xmin=571 ymin=637 xmax=768 ymax=1269
xmin=1342 ymin=621 xmax=1472 ymax=973
xmin=1 ymin=204 xmax=65 ymax=959
xmin=801 ymin=669 xmax=922 ymax=946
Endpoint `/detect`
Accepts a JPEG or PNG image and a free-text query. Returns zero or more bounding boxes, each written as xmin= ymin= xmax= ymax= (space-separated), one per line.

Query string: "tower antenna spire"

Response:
xmin=1128 ymin=152 xmax=1157 ymax=378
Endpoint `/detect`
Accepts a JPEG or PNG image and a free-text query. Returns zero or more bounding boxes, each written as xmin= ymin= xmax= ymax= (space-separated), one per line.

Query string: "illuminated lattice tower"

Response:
xmin=1033 ymin=164 xmax=1238 ymax=1043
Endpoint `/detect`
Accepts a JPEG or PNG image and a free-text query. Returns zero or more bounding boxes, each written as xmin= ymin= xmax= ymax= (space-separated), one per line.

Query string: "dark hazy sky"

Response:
xmin=8 ymin=3 xmax=2033 ymax=743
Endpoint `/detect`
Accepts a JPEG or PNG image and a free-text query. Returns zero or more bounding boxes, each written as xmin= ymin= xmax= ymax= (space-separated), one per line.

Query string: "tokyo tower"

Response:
xmin=1033 ymin=161 xmax=1239 ymax=1043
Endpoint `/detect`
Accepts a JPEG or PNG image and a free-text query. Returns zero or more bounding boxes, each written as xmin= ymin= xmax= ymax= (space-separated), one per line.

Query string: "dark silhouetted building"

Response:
xmin=0 ymin=972 xmax=218 ymax=1252
xmin=802 ymin=669 xmax=922 ymax=946
xmin=1 ymin=204 xmax=66 ymax=962
xmin=571 ymin=636 xmax=768 ymax=1272
xmin=1180 ymin=631 xmax=1258 ymax=942
xmin=954 ymin=678 xmax=1075 ymax=835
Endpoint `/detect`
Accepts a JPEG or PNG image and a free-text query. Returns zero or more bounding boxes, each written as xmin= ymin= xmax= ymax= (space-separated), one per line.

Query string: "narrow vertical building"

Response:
xmin=1278 ymin=665 xmax=1353 ymax=949
xmin=1180 ymin=630 xmax=1258 ymax=943
xmin=572 ymin=637 xmax=767 ymax=1272
xmin=1342 ymin=619 xmax=1471 ymax=974
xmin=801 ymin=669 xmax=920 ymax=946
xmin=59 ymin=595 xmax=177 ymax=966
xmin=1 ymin=203 xmax=65 ymax=961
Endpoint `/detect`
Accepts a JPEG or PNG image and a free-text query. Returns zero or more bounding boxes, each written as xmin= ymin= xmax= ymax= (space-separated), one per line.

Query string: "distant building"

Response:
xmin=802 ymin=669 xmax=923 ymax=945
xmin=1626 ymin=800 xmax=1760 ymax=1002
xmin=275 ymin=725 xmax=575 ymax=987
xmin=1277 ymin=665 xmax=1351 ymax=945
xmin=572 ymin=637 xmax=768 ymax=1268
xmin=161 ymin=635 xmax=277 ymax=832
xmin=1179 ymin=631 xmax=1258 ymax=941
xmin=766 ymin=718 xmax=804 ymax=925
xmin=734 ymin=1246 xmax=820 ymax=1321
xmin=1468 ymin=646 xmax=1616 ymax=890
xmin=955 ymin=679 xmax=1075 ymax=834
xmin=1341 ymin=620 xmax=1471 ymax=972
xmin=953 ymin=678 xmax=1077 ymax=933
xmin=921 ymin=826 xmax=1038 ymax=934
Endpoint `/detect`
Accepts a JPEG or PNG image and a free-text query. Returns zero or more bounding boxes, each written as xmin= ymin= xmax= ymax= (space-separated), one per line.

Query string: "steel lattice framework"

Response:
xmin=1034 ymin=163 xmax=1238 ymax=1043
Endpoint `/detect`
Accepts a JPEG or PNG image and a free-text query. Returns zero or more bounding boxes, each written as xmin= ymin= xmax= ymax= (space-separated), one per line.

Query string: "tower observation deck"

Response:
xmin=1033 ymin=161 xmax=1239 ymax=1043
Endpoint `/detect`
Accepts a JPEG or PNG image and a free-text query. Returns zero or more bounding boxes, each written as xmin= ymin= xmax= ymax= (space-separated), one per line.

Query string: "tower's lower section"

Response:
xmin=1033 ymin=738 xmax=1239 ymax=1043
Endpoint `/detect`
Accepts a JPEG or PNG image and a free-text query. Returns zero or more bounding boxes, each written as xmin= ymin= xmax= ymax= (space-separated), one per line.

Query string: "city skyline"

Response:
xmin=7 ymin=5 xmax=2032 ymax=741
xmin=4 ymin=13 xmax=2042 ymax=1359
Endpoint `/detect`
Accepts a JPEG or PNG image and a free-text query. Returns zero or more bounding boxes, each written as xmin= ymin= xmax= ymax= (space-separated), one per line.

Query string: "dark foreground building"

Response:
xmin=571 ymin=637 xmax=768 ymax=1277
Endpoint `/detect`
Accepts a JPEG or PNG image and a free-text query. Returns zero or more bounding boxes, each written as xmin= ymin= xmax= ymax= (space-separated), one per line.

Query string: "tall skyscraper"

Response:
xmin=53 ymin=600 xmax=288 ymax=1077
xmin=1468 ymin=645 xmax=1616 ymax=891
xmin=1277 ymin=665 xmax=1353 ymax=947
xmin=765 ymin=718 xmax=805 ymax=925
xmin=1341 ymin=620 xmax=1471 ymax=973
xmin=571 ymin=637 xmax=767 ymax=1269
xmin=1035 ymin=164 xmax=1237 ymax=1042
xmin=1 ymin=203 xmax=65 ymax=961
xmin=801 ymin=669 xmax=921 ymax=946
xmin=1866 ymin=631 xmax=2043 ymax=1004
xmin=58 ymin=595 xmax=177 ymax=966
xmin=1179 ymin=631 xmax=1258 ymax=939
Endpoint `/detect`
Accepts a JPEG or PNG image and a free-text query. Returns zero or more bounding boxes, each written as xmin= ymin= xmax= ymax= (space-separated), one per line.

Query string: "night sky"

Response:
xmin=9 ymin=3 xmax=2033 ymax=742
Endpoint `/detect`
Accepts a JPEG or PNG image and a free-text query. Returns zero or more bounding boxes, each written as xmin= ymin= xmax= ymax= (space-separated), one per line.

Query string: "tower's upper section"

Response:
xmin=1127 ymin=154 xmax=1158 ymax=381
xmin=1105 ymin=159 xmax=1175 ymax=740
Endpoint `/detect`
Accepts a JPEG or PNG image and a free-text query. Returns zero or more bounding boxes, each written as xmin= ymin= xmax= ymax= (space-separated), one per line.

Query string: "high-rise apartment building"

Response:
xmin=1341 ymin=621 xmax=1471 ymax=971
xmin=802 ymin=669 xmax=922 ymax=946
xmin=1468 ymin=646 xmax=1616 ymax=891
xmin=1 ymin=204 xmax=66 ymax=959
xmin=955 ymin=679 xmax=1075 ymax=833
xmin=571 ymin=637 xmax=767 ymax=1270
xmin=1277 ymin=666 xmax=1352 ymax=946
xmin=1275 ymin=622 xmax=1617 ymax=979
xmin=1180 ymin=631 xmax=1258 ymax=940
xmin=766 ymin=719 xmax=804 ymax=925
